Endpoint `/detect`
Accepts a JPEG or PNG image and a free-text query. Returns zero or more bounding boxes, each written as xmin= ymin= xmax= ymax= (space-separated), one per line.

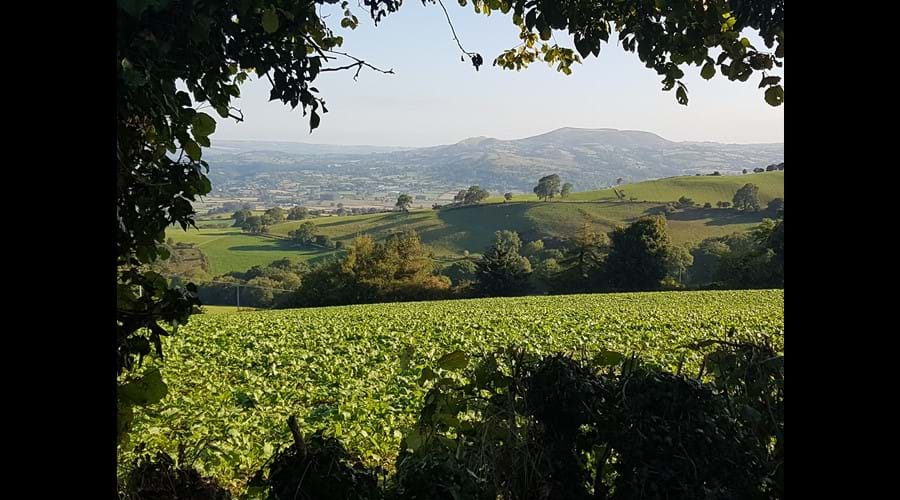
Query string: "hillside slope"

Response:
xmin=169 ymin=172 xmax=784 ymax=274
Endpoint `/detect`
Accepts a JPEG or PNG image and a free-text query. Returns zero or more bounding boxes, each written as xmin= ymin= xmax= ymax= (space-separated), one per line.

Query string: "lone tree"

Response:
xmin=533 ymin=174 xmax=562 ymax=201
xmin=395 ymin=193 xmax=413 ymax=213
xmin=733 ymin=183 xmax=762 ymax=211
xmin=616 ymin=177 xmax=624 ymax=185
xmin=476 ymin=230 xmax=532 ymax=296
xmin=560 ymin=182 xmax=573 ymax=199
xmin=116 ymin=0 xmax=784 ymax=443
xmin=504 ymin=192 xmax=513 ymax=201
xmin=287 ymin=206 xmax=308 ymax=220
xmin=742 ymin=169 xmax=749 ymax=174
xmin=464 ymin=185 xmax=490 ymax=205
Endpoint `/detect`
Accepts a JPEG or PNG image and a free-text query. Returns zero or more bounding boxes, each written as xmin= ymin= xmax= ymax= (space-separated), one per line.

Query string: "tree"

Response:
xmin=288 ymin=221 xmax=318 ymax=245
xmin=703 ymin=202 xmax=713 ymax=209
xmin=753 ymin=167 xmax=765 ymax=173
xmin=232 ymin=209 xmax=253 ymax=227
xmin=443 ymin=259 xmax=478 ymax=286
xmin=265 ymin=206 xmax=286 ymax=222
xmin=605 ymin=216 xmax=676 ymax=291
xmin=476 ymin=231 xmax=532 ymax=296
xmin=522 ymin=239 xmax=545 ymax=257
xmin=453 ymin=190 xmax=468 ymax=203
xmin=560 ymin=182 xmax=573 ymax=199
xmin=314 ymin=234 xmax=334 ymax=248
xmin=504 ymin=192 xmax=513 ymax=201
xmin=766 ymin=197 xmax=784 ymax=216
xmin=664 ymin=244 xmax=695 ymax=287
xmin=616 ymin=178 xmax=623 ymax=185
xmin=677 ymin=196 xmax=695 ymax=208
xmin=464 ymin=185 xmax=490 ymax=205
xmin=717 ymin=201 xmax=732 ymax=209
xmin=396 ymin=194 xmax=413 ymax=213
xmin=766 ymin=164 xmax=778 ymax=171
xmin=533 ymin=174 xmax=561 ymax=201
xmin=241 ymin=215 xmax=271 ymax=234
xmin=287 ymin=206 xmax=309 ymax=220
xmin=742 ymin=169 xmax=749 ymax=174
xmin=733 ymin=183 xmax=761 ymax=211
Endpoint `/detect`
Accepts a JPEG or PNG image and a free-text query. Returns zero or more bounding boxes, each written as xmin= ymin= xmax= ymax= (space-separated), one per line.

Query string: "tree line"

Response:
xmin=194 ymin=205 xmax=783 ymax=309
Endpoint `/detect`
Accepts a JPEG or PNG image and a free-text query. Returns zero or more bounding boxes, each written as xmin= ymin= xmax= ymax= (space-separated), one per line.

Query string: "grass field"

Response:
xmin=120 ymin=289 xmax=784 ymax=493
xmin=169 ymin=172 xmax=784 ymax=275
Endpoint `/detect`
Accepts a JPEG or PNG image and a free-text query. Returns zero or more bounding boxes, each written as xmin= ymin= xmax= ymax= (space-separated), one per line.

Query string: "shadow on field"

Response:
xmin=656 ymin=207 xmax=767 ymax=226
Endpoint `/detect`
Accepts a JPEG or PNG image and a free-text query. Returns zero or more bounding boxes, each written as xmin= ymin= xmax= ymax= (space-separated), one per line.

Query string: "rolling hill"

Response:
xmin=205 ymin=127 xmax=783 ymax=193
xmin=168 ymin=171 xmax=784 ymax=275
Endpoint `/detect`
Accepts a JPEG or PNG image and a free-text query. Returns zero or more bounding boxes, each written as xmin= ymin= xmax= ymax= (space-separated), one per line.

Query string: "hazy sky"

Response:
xmin=214 ymin=3 xmax=784 ymax=147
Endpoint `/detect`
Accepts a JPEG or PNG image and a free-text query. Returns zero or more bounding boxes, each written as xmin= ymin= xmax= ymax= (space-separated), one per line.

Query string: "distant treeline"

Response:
xmin=189 ymin=205 xmax=783 ymax=309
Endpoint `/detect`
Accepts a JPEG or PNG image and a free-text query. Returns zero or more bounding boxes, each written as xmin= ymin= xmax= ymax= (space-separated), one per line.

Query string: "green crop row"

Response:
xmin=119 ymin=290 xmax=784 ymax=493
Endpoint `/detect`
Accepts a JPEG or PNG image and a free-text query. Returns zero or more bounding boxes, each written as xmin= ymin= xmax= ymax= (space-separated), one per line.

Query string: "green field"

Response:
xmin=121 ymin=289 xmax=784 ymax=492
xmin=166 ymin=226 xmax=337 ymax=276
xmin=489 ymin=171 xmax=784 ymax=204
xmin=169 ymin=172 xmax=784 ymax=275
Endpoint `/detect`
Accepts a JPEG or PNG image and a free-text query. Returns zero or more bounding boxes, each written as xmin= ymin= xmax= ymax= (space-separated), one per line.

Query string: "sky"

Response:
xmin=213 ymin=3 xmax=784 ymax=147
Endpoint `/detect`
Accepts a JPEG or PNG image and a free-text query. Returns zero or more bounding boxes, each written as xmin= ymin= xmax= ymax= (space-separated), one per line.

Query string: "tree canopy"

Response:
xmin=533 ymin=174 xmax=562 ymax=201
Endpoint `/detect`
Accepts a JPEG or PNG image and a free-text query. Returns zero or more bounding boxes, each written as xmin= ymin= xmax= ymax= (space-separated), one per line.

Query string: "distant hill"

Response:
xmin=203 ymin=128 xmax=783 ymax=191
xmin=169 ymin=171 xmax=784 ymax=275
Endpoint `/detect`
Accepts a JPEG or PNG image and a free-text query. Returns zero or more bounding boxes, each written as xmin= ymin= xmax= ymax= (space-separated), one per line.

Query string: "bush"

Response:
xmin=120 ymin=451 xmax=232 ymax=500
xmin=248 ymin=420 xmax=382 ymax=500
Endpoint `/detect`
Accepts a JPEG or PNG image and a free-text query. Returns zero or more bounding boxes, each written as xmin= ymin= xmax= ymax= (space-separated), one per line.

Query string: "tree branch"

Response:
xmin=320 ymin=50 xmax=395 ymax=81
xmin=437 ymin=0 xmax=476 ymax=57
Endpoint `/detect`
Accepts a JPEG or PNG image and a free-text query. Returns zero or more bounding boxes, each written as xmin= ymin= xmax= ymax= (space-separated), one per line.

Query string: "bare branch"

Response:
xmin=437 ymin=0 xmax=476 ymax=57
xmin=320 ymin=49 xmax=395 ymax=81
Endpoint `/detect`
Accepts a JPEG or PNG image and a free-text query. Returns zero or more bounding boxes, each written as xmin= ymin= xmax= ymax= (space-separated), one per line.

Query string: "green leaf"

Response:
xmin=418 ymin=366 xmax=436 ymax=386
xmin=399 ymin=346 xmax=413 ymax=371
xmin=403 ymin=428 xmax=423 ymax=452
xmin=119 ymin=368 xmax=168 ymax=406
xmin=759 ymin=75 xmax=781 ymax=88
xmin=183 ymin=140 xmax=202 ymax=161
xmin=191 ymin=112 xmax=217 ymax=138
xmin=676 ymin=86 xmax=689 ymax=105
xmin=593 ymin=349 xmax=625 ymax=367
xmin=117 ymin=402 xmax=134 ymax=444
xmin=437 ymin=350 xmax=468 ymax=371
xmin=700 ymin=63 xmax=716 ymax=80
xmin=740 ymin=37 xmax=752 ymax=48
xmin=764 ymin=85 xmax=784 ymax=106
xmin=261 ymin=8 xmax=279 ymax=33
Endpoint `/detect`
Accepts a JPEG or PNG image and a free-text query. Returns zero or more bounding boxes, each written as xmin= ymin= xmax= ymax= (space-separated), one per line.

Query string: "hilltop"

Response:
xmin=204 ymin=127 xmax=783 ymax=196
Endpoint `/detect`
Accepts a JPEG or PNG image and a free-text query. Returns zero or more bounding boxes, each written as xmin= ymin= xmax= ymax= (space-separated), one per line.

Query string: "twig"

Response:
xmin=320 ymin=49 xmax=395 ymax=81
xmin=287 ymin=415 xmax=307 ymax=458
xmin=437 ymin=0 xmax=477 ymax=57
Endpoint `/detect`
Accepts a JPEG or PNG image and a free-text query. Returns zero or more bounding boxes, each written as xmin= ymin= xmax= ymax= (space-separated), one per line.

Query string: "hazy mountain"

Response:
xmin=205 ymin=128 xmax=784 ymax=192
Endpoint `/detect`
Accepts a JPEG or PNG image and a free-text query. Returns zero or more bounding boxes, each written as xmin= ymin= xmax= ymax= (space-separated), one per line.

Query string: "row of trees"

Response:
xmin=287 ymin=221 xmax=337 ymax=248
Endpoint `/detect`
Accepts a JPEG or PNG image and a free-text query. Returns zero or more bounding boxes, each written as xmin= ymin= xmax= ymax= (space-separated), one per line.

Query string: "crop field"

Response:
xmin=120 ymin=289 xmax=784 ymax=492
